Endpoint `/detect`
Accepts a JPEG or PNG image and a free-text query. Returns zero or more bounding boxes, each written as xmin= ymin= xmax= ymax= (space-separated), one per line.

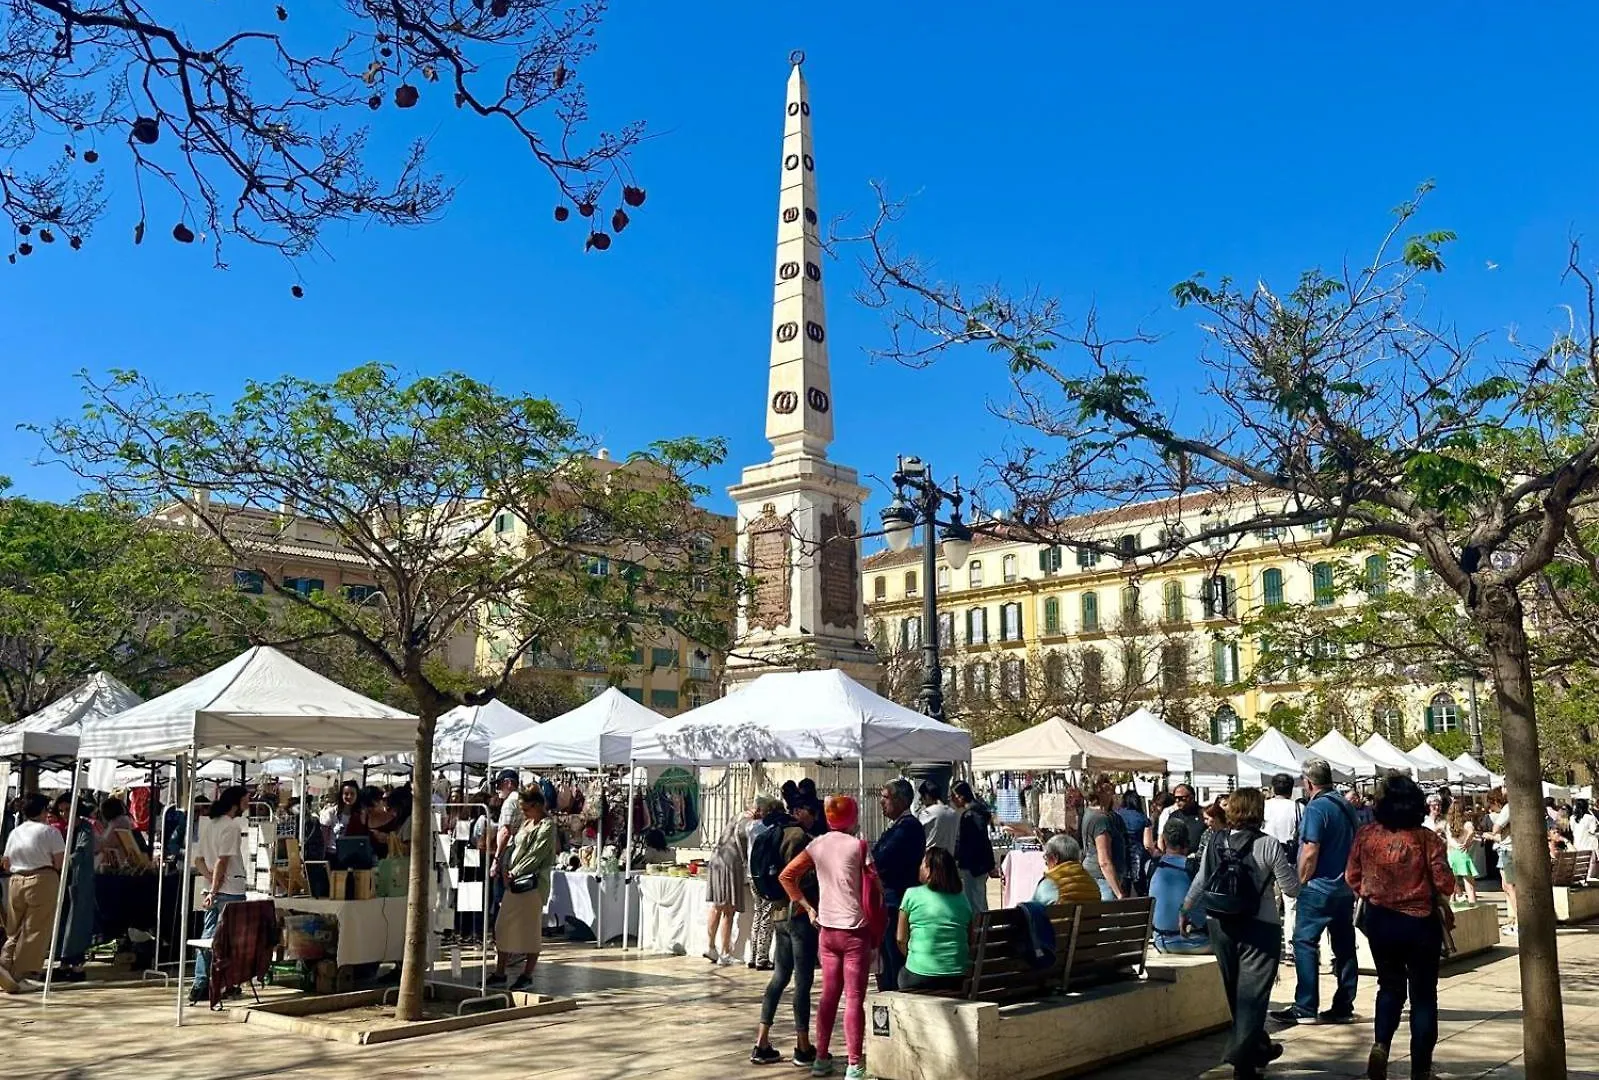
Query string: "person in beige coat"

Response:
xmin=491 ymin=788 xmax=556 ymax=992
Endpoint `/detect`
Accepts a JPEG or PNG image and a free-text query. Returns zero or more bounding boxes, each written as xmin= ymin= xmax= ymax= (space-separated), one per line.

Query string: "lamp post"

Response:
xmin=879 ymin=456 xmax=973 ymax=723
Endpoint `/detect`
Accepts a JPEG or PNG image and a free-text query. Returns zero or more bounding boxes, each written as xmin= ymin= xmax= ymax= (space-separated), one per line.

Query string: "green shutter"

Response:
xmin=1263 ymin=569 xmax=1284 ymax=609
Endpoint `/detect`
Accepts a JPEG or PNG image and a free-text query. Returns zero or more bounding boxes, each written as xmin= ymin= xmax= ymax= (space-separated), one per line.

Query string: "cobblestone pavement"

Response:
xmin=5 ymin=915 xmax=1595 ymax=1079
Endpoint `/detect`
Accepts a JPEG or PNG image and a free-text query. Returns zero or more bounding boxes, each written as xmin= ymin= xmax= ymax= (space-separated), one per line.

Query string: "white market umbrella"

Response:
xmin=1309 ymin=729 xmax=1386 ymax=778
xmin=629 ymin=669 xmax=971 ymax=766
xmin=1097 ymin=708 xmax=1236 ymax=776
xmin=1409 ymin=742 xmax=1483 ymax=785
xmin=970 ymin=715 xmax=1166 ymax=774
xmin=78 ymin=645 xmax=416 ymax=760
xmin=1247 ymin=727 xmax=1353 ymax=783
xmin=490 ymin=688 xmax=661 ymax=768
xmin=1361 ymin=733 xmax=1447 ymax=782
xmin=0 ymin=672 xmax=143 ymax=760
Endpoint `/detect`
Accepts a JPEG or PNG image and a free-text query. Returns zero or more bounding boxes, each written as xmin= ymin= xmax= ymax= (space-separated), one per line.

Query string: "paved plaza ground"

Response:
xmin=6 ymin=911 xmax=1597 ymax=1080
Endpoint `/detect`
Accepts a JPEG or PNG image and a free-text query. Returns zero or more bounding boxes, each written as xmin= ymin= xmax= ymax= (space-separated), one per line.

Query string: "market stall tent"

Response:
xmin=0 ymin=672 xmax=142 ymax=761
xmin=628 ymin=669 xmax=971 ymax=766
xmin=1096 ymin=708 xmax=1236 ymax=776
xmin=1309 ymin=729 xmax=1386 ymax=778
xmin=969 ymin=715 xmax=1166 ymax=774
xmin=1409 ymin=741 xmax=1486 ymax=785
xmin=1247 ymin=727 xmax=1353 ymax=783
xmin=428 ymin=698 xmax=540 ymax=766
xmin=490 ymin=688 xmax=662 ymax=768
xmin=1453 ymin=751 xmax=1495 ymax=784
xmin=1361 ymin=732 xmax=1447 ymax=782
xmin=1213 ymin=748 xmax=1303 ymax=789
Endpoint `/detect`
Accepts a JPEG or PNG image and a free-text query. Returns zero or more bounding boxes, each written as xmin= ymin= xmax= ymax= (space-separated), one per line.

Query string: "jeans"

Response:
xmin=1207 ymin=915 xmax=1281 ymax=1067
xmin=878 ymin=906 xmax=904 ymax=991
xmin=817 ymin=926 xmax=872 ymax=1065
xmin=192 ymin=892 xmax=246 ymax=988
xmin=1153 ymin=930 xmax=1213 ymax=955
xmin=1095 ymin=876 xmax=1117 ymax=901
xmin=899 ymin=969 xmax=966 ymax=992
xmin=1365 ymin=904 xmax=1441 ymax=1079
xmin=1292 ymin=880 xmax=1357 ymax=1016
xmin=961 ymin=870 xmax=989 ymax=914
xmin=759 ymin=914 xmax=818 ymax=1030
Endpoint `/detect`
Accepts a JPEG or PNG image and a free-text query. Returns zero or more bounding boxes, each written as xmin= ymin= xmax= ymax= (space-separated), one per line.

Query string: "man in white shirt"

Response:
xmin=915 ymin=779 xmax=960 ymax=854
xmin=491 ymin=770 xmax=521 ymax=923
xmin=1262 ymin=772 xmax=1302 ymax=951
xmin=0 ymin=794 xmax=66 ymax=991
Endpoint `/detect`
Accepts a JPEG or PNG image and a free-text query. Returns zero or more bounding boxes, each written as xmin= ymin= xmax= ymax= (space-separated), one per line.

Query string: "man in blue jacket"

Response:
xmin=872 ymin=778 xmax=926 ymax=991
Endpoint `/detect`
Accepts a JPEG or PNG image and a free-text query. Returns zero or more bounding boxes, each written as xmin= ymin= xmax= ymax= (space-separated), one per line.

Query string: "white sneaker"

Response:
xmin=717 ymin=954 xmax=736 ymax=966
xmin=702 ymin=948 xmax=720 ymax=964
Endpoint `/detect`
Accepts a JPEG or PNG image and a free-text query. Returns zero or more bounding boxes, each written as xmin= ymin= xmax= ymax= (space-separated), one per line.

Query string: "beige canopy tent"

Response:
xmin=969 ymin=715 xmax=1166 ymax=773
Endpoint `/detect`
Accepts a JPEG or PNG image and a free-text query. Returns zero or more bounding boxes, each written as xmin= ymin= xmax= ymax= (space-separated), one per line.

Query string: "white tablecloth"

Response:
xmin=637 ymin=874 xmax=752 ymax=959
xmin=275 ymin=897 xmax=408 ymax=967
xmin=1001 ymin=849 xmax=1047 ymax=907
xmin=545 ymin=870 xmax=640 ymax=943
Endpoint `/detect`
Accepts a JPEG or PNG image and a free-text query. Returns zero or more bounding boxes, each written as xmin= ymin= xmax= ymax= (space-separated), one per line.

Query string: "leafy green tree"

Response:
xmin=848 ymin=185 xmax=1589 ymax=1074
xmin=0 ymin=490 xmax=235 ymax=722
xmin=40 ymin=362 xmax=734 ymax=1021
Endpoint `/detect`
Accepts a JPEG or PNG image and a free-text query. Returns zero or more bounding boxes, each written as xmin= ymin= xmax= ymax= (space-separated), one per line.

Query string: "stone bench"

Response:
xmin=1354 ymin=901 xmax=1501 ymax=974
xmin=864 ymin=956 xmax=1229 ymax=1080
xmin=1555 ymin=885 xmax=1599 ymax=924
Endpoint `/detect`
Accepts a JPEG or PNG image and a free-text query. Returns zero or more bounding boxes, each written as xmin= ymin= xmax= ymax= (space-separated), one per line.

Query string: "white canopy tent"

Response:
xmin=1096 ymin=708 xmax=1236 ymax=777
xmin=1214 ymin=748 xmax=1304 ymax=789
xmin=1452 ymin=751 xmax=1495 ymax=785
xmin=969 ymin=715 xmax=1166 ymax=774
xmin=1409 ymin=742 xmax=1486 ymax=786
xmin=52 ymin=645 xmax=416 ymax=1023
xmin=629 ymin=669 xmax=972 ymax=767
xmin=1309 ymin=729 xmax=1386 ymax=779
xmin=490 ymin=688 xmax=662 ymax=768
xmin=1246 ymin=727 xmax=1353 ymax=783
xmin=1361 ymin=733 xmax=1447 ymax=782
xmin=0 ymin=672 xmax=143 ymax=761
xmin=367 ymin=698 xmax=540 ymax=773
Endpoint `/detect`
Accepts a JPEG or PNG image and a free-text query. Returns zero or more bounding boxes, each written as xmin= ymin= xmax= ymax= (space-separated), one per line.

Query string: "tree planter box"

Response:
xmin=1355 ymin=902 xmax=1501 ymax=974
xmin=864 ymin=957 xmax=1229 ymax=1080
xmin=243 ymin=985 xmax=575 ymax=1045
xmin=1555 ymin=886 xmax=1599 ymax=924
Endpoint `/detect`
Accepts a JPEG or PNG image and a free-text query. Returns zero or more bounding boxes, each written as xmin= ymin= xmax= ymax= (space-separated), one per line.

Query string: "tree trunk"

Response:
xmin=1477 ymin=586 xmax=1566 ymax=1079
xmin=394 ymin=704 xmax=440 ymax=1022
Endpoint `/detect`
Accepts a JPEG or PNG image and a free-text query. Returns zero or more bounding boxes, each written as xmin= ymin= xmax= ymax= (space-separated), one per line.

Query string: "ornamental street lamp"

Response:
xmin=880 ymin=455 xmax=972 ymax=723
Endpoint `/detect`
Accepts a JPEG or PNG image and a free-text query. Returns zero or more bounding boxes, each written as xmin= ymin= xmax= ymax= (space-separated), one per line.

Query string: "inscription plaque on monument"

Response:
xmin=746 ymin=503 xmax=793 ymax=632
xmin=818 ymin=502 xmax=859 ymax=630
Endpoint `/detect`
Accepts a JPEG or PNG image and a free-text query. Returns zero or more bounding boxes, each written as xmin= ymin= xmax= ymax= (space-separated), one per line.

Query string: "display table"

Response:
xmin=637 ymin=874 xmax=751 ymax=959
xmin=1001 ymin=850 xmax=1047 ymax=907
xmin=545 ymin=870 xmax=640 ymax=943
xmin=275 ymin=896 xmax=408 ymax=968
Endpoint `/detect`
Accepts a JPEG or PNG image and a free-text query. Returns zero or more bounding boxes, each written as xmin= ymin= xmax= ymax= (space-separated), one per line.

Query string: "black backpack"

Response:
xmin=749 ymin=821 xmax=789 ymax=902
xmin=1201 ymin=829 xmax=1263 ymax=918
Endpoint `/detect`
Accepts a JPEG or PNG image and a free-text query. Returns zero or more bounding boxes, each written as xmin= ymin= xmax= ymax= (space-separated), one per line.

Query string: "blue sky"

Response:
xmin=6 ymin=2 xmax=1599 ymax=545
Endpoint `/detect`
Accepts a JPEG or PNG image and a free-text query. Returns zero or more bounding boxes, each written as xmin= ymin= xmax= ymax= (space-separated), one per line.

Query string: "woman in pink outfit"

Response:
xmin=779 ymin=794 xmax=877 ymax=1080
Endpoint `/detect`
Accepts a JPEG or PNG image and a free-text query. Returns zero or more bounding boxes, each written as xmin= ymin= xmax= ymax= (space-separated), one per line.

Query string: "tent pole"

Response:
xmin=621 ymin=763 xmax=637 ymax=953
xmin=175 ymin=746 xmax=197 ymax=1027
xmin=595 ymin=773 xmax=605 ymax=949
xmin=41 ymin=759 xmax=83 ymax=1005
xmin=145 ymin=762 xmax=167 ymax=985
xmin=857 ymin=757 xmax=865 ymax=819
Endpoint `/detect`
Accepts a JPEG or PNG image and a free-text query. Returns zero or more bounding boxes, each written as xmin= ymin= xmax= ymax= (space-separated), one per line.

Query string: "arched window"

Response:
xmin=904 ymin=570 xmax=918 ymax=597
xmin=1372 ymin=705 xmax=1403 ymax=742
xmin=1081 ymin=591 xmax=1100 ymax=632
xmin=1212 ymin=704 xmax=1241 ymax=744
xmin=1120 ymin=584 xmax=1141 ymax=622
xmin=1425 ymin=693 xmax=1460 ymax=734
xmin=1043 ymin=596 xmax=1061 ymax=634
xmin=1081 ymin=648 xmax=1105 ymax=699
xmin=873 ymin=576 xmax=886 ymax=601
xmin=1311 ymin=562 xmax=1336 ymax=607
xmin=966 ymin=607 xmax=989 ymax=645
xmin=1000 ymin=601 xmax=1024 ymax=642
xmin=1364 ymin=554 xmax=1388 ymax=597
xmin=1261 ymin=568 xmax=1285 ymax=610
xmin=936 ymin=566 xmax=950 ymax=593
xmin=1162 ymin=580 xmax=1185 ymax=623
xmin=968 ymin=560 xmax=984 ymax=588
xmin=1002 ymin=553 xmax=1019 ymax=583
xmin=1044 ymin=651 xmax=1066 ymax=691
xmin=1212 ymin=640 xmax=1240 ymax=685
xmin=1160 ymin=642 xmax=1189 ymax=694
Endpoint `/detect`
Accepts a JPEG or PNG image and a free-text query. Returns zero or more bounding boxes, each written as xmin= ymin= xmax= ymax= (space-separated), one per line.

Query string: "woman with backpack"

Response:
xmin=1348 ymin=774 xmax=1456 ymax=1080
xmin=779 ymin=794 xmax=881 ymax=1080
xmin=1180 ymin=788 xmax=1300 ymax=1080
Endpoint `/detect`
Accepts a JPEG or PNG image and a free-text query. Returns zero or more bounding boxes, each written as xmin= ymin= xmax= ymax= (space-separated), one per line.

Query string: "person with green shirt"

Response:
xmin=895 ymin=846 xmax=973 ymax=992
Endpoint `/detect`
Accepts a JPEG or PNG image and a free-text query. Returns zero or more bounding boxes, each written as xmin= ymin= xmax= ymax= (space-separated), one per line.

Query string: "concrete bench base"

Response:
xmin=1555 ymin=886 xmax=1599 ymax=924
xmin=1354 ymin=902 xmax=1500 ymax=974
xmin=864 ymin=957 xmax=1228 ymax=1080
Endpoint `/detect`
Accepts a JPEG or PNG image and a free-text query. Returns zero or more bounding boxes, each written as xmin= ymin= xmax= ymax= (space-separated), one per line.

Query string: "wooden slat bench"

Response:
xmin=904 ymin=897 xmax=1155 ymax=1004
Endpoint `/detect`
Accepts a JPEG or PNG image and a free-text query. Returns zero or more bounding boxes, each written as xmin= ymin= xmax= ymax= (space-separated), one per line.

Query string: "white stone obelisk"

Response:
xmin=724 ymin=52 xmax=878 ymax=691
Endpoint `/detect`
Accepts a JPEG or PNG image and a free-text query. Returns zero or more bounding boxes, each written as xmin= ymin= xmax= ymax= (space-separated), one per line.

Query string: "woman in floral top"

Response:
xmin=1347 ymin=774 xmax=1456 ymax=1080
